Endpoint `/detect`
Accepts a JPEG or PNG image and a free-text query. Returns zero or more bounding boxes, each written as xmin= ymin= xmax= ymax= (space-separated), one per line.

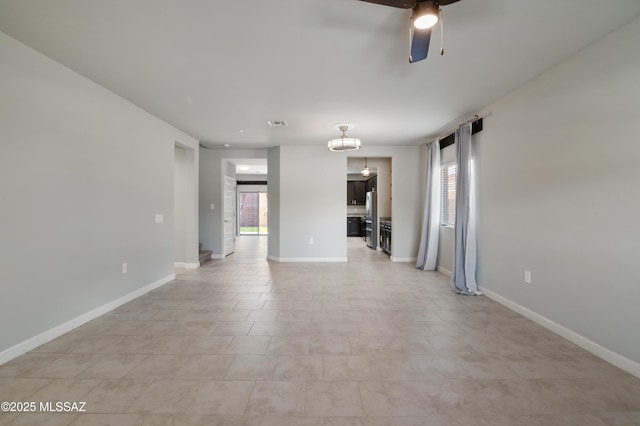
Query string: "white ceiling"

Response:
xmin=1 ymin=0 xmax=639 ymax=149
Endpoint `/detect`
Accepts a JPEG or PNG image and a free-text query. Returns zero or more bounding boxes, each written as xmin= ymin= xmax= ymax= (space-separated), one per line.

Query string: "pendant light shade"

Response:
xmin=328 ymin=125 xmax=361 ymax=152
xmin=361 ymin=157 xmax=370 ymax=177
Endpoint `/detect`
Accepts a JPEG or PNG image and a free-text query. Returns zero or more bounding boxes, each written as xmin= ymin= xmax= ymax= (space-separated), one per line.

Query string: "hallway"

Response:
xmin=1 ymin=236 xmax=639 ymax=425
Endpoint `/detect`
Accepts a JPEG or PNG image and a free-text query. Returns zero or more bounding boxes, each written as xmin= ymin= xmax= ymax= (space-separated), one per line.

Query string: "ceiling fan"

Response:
xmin=358 ymin=0 xmax=461 ymax=63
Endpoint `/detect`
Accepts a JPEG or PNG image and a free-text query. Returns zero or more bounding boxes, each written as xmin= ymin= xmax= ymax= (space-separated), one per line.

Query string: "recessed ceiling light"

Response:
xmin=223 ymin=144 xmax=230 ymax=148
xmin=239 ymin=129 xmax=244 ymax=133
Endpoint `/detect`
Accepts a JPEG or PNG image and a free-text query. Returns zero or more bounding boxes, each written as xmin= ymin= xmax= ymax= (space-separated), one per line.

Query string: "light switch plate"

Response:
xmin=155 ymin=214 xmax=164 ymax=224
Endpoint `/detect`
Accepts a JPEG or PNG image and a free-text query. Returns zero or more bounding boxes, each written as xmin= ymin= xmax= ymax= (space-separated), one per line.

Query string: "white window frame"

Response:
xmin=440 ymin=162 xmax=456 ymax=227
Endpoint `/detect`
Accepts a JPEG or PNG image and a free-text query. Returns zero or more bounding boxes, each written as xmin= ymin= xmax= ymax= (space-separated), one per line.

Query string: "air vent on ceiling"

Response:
xmin=267 ymin=120 xmax=288 ymax=127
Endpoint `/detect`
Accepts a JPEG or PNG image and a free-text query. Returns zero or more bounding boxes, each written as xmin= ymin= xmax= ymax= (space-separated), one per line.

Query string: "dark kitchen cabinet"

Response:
xmin=380 ymin=220 xmax=391 ymax=255
xmin=347 ymin=181 xmax=366 ymax=205
xmin=366 ymin=176 xmax=377 ymax=193
xmin=347 ymin=217 xmax=361 ymax=237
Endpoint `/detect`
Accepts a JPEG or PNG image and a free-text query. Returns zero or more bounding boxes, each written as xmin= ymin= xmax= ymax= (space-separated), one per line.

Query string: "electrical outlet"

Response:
xmin=524 ymin=270 xmax=531 ymax=284
xmin=155 ymin=214 xmax=164 ymax=224
xmin=122 ymin=262 xmax=128 ymax=274
xmin=309 ymin=237 xmax=314 ymax=245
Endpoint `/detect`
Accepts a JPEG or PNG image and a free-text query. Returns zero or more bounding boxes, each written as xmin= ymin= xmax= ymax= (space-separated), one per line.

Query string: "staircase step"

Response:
xmin=199 ymin=250 xmax=212 ymax=264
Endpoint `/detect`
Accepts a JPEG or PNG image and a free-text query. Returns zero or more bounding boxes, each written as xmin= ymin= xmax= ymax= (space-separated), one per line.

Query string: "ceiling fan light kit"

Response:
xmin=359 ymin=0 xmax=461 ymax=63
xmin=328 ymin=125 xmax=361 ymax=152
xmin=412 ymin=2 xmax=439 ymax=29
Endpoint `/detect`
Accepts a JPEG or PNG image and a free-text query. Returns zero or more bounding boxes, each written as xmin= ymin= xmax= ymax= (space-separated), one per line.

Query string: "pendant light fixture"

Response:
xmin=361 ymin=157 xmax=370 ymax=177
xmin=328 ymin=124 xmax=361 ymax=152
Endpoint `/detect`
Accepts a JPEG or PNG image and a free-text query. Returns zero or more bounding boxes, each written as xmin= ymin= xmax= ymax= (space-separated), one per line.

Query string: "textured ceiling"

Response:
xmin=1 ymin=0 xmax=639 ymax=149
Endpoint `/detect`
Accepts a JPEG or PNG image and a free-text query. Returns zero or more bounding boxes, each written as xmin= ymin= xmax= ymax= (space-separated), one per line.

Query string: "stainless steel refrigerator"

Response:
xmin=365 ymin=191 xmax=377 ymax=249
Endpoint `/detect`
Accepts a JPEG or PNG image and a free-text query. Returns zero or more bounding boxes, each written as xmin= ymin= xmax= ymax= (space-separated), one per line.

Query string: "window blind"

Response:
xmin=440 ymin=164 xmax=456 ymax=226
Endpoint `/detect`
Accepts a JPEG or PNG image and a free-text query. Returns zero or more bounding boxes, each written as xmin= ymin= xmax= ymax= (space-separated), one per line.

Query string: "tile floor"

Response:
xmin=1 ymin=237 xmax=639 ymax=425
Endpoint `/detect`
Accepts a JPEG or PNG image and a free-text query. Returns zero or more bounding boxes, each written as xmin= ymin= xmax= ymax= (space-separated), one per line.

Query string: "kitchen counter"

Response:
xmin=347 ymin=216 xmax=364 ymax=237
xmin=347 ymin=216 xmax=367 ymax=238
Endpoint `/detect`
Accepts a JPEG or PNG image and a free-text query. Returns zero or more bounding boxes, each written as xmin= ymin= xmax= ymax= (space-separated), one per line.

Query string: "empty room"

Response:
xmin=1 ymin=1 xmax=639 ymax=425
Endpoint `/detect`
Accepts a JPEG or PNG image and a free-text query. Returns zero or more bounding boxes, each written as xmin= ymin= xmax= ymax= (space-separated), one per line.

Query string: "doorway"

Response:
xmin=173 ymin=143 xmax=198 ymax=268
xmin=223 ymin=175 xmax=236 ymax=256
xmin=346 ymin=156 xmax=392 ymax=257
xmin=238 ymin=191 xmax=268 ymax=235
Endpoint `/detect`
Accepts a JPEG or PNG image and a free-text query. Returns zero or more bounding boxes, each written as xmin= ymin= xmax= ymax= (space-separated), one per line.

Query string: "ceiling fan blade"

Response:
xmin=358 ymin=0 xmax=415 ymax=9
xmin=409 ymin=27 xmax=431 ymax=63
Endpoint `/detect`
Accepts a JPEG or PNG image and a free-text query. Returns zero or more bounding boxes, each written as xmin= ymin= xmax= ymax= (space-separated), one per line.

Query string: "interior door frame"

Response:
xmin=173 ymin=142 xmax=198 ymax=268
xmin=223 ymin=175 xmax=236 ymax=256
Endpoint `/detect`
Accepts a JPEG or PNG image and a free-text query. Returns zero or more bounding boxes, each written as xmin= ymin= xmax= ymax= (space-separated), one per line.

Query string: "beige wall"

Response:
xmin=473 ymin=16 xmax=640 ymax=370
xmin=0 ymin=31 xmax=199 ymax=360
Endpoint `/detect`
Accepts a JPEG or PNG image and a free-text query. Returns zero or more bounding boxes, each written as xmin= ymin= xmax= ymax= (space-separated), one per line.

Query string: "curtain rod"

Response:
xmin=427 ymin=114 xmax=481 ymax=145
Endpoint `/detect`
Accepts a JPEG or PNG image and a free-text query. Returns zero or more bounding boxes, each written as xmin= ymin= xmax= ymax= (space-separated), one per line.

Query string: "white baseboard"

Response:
xmin=480 ymin=286 xmax=640 ymax=379
xmin=391 ymin=256 xmax=417 ymax=263
xmin=267 ymin=256 xmax=348 ymax=263
xmin=173 ymin=262 xmax=199 ymax=269
xmin=0 ymin=322 xmax=73 ymax=368
xmin=436 ymin=266 xmax=452 ymax=276
xmin=0 ymin=274 xmax=175 ymax=366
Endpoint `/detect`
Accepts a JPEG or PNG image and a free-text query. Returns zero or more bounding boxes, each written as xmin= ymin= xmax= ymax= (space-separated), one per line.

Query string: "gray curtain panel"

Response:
xmin=452 ymin=124 xmax=481 ymax=295
xmin=416 ymin=140 xmax=441 ymax=270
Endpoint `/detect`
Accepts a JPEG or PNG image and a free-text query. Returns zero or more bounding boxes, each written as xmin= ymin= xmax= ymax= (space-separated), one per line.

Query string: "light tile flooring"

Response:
xmin=1 ymin=236 xmax=639 ymax=425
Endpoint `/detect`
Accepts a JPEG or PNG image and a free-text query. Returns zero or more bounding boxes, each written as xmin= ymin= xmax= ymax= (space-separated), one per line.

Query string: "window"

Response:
xmin=441 ymin=163 xmax=456 ymax=226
